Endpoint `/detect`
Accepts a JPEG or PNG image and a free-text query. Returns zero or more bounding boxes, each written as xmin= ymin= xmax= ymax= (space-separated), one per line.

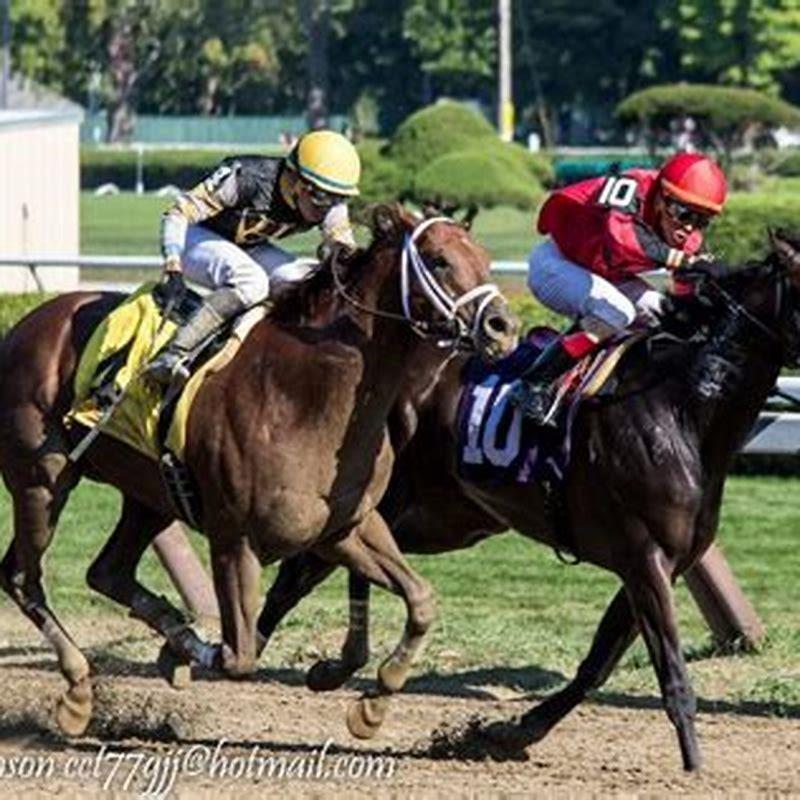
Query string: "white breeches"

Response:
xmin=182 ymin=224 xmax=318 ymax=306
xmin=527 ymin=239 xmax=664 ymax=339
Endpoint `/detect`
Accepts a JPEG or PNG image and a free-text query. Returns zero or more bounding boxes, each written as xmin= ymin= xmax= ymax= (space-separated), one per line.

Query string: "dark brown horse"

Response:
xmin=257 ymin=232 xmax=800 ymax=770
xmin=0 ymin=204 xmax=518 ymax=738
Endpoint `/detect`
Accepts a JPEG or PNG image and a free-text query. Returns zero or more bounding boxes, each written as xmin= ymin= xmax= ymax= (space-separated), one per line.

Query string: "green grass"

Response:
xmin=0 ymin=475 xmax=799 ymax=711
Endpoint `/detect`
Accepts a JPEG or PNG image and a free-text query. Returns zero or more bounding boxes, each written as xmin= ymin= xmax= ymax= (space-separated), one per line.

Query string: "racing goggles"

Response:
xmin=664 ymin=196 xmax=713 ymax=230
xmin=303 ymin=181 xmax=340 ymax=209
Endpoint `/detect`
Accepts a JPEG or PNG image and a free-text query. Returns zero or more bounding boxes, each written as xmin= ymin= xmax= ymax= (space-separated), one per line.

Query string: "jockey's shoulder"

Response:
xmin=210 ymin=153 xmax=283 ymax=176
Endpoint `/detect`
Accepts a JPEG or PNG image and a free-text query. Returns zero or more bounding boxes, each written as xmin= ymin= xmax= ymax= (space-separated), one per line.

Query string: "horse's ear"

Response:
xmin=770 ymin=228 xmax=800 ymax=285
xmin=371 ymin=204 xmax=403 ymax=241
xmin=461 ymin=203 xmax=479 ymax=230
xmin=421 ymin=199 xmax=440 ymax=218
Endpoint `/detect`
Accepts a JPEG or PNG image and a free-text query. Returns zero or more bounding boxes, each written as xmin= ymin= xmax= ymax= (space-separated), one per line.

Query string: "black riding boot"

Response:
xmin=508 ymin=338 xmax=582 ymax=424
xmin=147 ymin=287 xmax=248 ymax=386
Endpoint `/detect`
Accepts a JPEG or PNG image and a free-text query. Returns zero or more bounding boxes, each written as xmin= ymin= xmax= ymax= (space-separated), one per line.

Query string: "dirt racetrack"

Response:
xmin=0 ymin=609 xmax=797 ymax=798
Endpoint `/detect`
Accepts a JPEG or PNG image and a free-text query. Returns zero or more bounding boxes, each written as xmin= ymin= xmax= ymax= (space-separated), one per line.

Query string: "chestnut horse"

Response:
xmin=0 ymin=205 xmax=518 ymax=738
xmin=257 ymin=232 xmax=800 ymax=770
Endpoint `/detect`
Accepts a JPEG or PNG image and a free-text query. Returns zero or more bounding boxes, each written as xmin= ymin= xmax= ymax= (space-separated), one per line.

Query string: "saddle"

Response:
xmin=457 ymin=326 xmax=643 ymax=487
xmin=65 ymin=283 xmax=265 ymax=524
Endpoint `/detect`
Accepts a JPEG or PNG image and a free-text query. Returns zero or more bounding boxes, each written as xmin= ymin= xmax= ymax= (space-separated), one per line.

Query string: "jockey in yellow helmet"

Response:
xmin=148 ymin=129 xmax=361 ymax=386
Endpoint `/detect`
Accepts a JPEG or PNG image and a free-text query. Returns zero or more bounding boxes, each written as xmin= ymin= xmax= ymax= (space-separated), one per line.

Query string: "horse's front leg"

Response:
xmin=209 ymin=534 xmax=263 ymax=678
xmin=483 ymin=586 xmax=637 ymax=756
xmin=87 ymin=497 xmax=219 ymax=689
xmin=315 ymin=510 xmax=435 ymax=740
xmin=626 ymin=546 xmax=701 ymax=771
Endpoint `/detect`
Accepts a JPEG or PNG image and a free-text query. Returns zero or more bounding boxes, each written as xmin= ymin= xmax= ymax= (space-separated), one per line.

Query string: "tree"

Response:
xmin=662 ymin=1 xmax=800 ymax=91
xmin=513 ymin=1 xmax=676 ymax=145
xmin=9 ymin=0 xmax=65 ymax=91
xmin=402 ymin=0 xmax=496 ymax=101
xmin=617 ymin=82 xmax=800 ymax=163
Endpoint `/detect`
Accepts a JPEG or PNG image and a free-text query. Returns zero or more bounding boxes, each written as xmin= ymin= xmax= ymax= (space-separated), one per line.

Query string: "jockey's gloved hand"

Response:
xmin=681 ymin=254 xmax=732 ymax=282
xmin=318 ymin=240 xmax=360 ymax=264
xmin=154 ymin=267 xmax=187 ymax=312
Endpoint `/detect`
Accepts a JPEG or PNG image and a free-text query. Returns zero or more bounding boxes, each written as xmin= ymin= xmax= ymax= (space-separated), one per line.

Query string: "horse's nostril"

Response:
xmin=484 ymin=313 xmax=511 ymax=337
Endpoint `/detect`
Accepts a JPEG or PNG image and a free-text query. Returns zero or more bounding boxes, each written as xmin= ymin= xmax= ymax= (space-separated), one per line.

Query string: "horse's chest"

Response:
xmin=235 ymin=430 xmax=394 ymax=557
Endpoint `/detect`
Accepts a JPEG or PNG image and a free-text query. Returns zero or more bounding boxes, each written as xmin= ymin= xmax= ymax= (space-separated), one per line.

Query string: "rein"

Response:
xmin=703 ymin=273 xmax=784 ymax=346
xmin=330 ymin=216 xmax=501 ymax=350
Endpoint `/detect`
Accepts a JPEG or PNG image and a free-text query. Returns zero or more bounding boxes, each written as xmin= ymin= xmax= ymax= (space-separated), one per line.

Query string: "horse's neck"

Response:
xmin=687 ymin=314 xmax=781 ymax=474
xmin=389 ymin=348 xmax=464 ymax=452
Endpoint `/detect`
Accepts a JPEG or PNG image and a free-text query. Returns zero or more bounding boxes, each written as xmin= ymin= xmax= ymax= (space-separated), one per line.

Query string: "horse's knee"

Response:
xmin=406 ymin=578 xmax=436 ymax=634
xmin=0 ymin=547 xmax=18 ymax=594
xmin=86 ymin=555 xmax=129 ymax=602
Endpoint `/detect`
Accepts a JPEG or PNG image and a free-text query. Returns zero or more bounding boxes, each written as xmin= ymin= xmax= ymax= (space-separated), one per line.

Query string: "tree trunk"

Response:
xmin=105 ymin=19 xmax=137 ymax=143
xmin=300 ymin=0 xmax=330 ymax=130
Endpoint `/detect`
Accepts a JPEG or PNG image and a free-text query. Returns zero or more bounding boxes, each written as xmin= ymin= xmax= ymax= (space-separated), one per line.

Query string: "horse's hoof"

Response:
xmin=55 ymin=678 xmax=92 ymax=737
xmin=157 ymin=642 xmax=192 ymax=689
xmin=479 ymin=719 xmax=535 ymax=761
xmin=346 ymin=694 xmax=389 ymax=740
xmin=307 ymin=659 xmax=352 ymax=692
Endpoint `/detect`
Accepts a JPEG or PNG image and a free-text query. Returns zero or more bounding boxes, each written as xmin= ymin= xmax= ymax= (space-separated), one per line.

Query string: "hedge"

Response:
xmin=81 ymin=146 xmax=281 ymax=191
xmin=554 ymin=156 xmax=658 ymax=186
xmin=377 ymin=101 xmax=553 ymax=209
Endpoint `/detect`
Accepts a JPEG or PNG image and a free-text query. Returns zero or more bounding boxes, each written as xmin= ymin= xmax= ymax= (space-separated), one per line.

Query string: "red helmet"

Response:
xmin=658 ymin=153 xmax=727 ymax=214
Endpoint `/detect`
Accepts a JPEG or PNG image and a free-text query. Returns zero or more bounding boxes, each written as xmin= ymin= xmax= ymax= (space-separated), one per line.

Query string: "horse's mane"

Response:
xmin=610 ymin=243 xmax=789 ymax=403
xmin=269 ymin=203 xmax=414 ymax=325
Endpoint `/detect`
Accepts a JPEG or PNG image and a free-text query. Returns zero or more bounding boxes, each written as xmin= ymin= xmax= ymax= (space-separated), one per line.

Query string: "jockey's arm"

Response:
xmin=604 ymin=210 xmax=688 ymax=275
xmin=160 ymin=161 xmax=246 ymax=272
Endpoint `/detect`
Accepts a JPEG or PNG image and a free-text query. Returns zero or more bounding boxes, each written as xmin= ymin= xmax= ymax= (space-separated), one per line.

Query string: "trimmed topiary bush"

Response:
xmin=388 ymin=100 xmax=496 ymax=172
xmin=354 ymin=139 xmax=409 ymax=206
xmin=413 ymin=148 xmax=544 ymax=210
xmin=387 ymin=101 xmax=551 ymax=209
xmin=617 ymin=83 xmax=800 ymax=163
xmin=499 ymin=142 xmax=555 ymax=187
xmin=706 ymin=190 xmax=800 ymax=263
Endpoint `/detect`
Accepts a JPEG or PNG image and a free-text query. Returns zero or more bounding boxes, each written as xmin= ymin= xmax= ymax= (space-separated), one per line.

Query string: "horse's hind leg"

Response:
xmin=314 ymin=510 xmax=435 ymax=740
xmin=625 ymin=550 xmax=701 ymax=771
xmin=255 ymin=551 xmax=335 ymax=657
xmin=255 ymin=554 xmax=369 ymax=691
xmin=305 ymin=571 xmax=371 ymax=692
xmin=87 ymin=496 xmax=219 ymax=686
xmin=0 ymin=456 xmax=92 ymax=736
xmin=488 ymin=586 xmax=637 ymax=754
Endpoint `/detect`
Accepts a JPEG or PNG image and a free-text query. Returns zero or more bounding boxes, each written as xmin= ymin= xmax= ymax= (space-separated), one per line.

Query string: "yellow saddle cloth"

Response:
xmin=67 ymin=283 xmax=259 ymax=462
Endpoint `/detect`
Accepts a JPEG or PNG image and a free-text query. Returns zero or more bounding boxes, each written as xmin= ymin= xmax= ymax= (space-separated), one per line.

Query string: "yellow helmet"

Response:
xmin=289 ymin=130 xmax=361 ymax=196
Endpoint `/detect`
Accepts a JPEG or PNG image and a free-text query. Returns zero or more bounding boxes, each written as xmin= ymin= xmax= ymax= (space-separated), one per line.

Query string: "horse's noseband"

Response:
xmin=400 ymin=216 xmax=502 ymax=350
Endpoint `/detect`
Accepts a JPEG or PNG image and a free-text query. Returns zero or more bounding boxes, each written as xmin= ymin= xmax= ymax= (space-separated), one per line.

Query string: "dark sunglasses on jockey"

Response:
xmin=302 ymin=180 xmax=340 ymax=209
xmin=663 ymin=195 xmax=713 ymax=230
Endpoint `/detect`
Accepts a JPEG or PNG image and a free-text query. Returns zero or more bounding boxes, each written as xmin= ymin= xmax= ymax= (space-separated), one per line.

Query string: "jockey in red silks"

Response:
xmin=510 ymin=152 xmax=728 ymax=423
